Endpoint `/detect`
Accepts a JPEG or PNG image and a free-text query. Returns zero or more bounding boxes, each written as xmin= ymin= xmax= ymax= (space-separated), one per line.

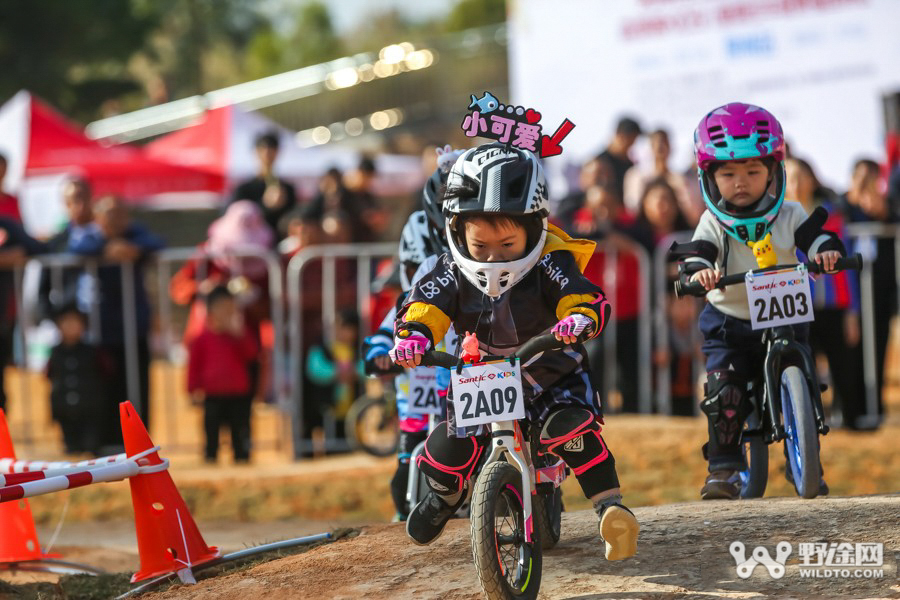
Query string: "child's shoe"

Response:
xmin=594 ymin=496 xmax=639 ymax=561
xmin=701 ymin=470 xmax=740 ymax=500
xmin=406 ymin=489 xmax=465 ymax=546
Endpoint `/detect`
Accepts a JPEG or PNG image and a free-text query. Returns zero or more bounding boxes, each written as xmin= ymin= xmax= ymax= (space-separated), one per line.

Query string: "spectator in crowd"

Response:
xmin=596 ymin=116 xmax=642 ymax=202
xmin=839 ymin=158 xmax=894 ymax=429
xmin=188 ymin=285 xmax=258 ymax=464
xmin=231 ymin=131 xmax=297 ymax=238
xmin=572 ymin=183 xmax=645 ymax=413
xmin=68 ymin=195 xmax=164 ymax=448
xmin=304 ymin=309 xmax=362 ymax=449
xmin=278 ymin=204 xmax=323 ymax=257
xmin=343 ymin=157 xmax=388 ymax=241
xmin=787 ymin=157 xmax=865 ymax=428
xmin=0 ymin=217 xmax=46 ymax=412
xmin=38 ymin=178 xmax=95 ymax=320
xmin=623 ymin=129 xmax=702 ymax=225
xmin=553 ymin=157 xmax=616 ymax=232
xmin=46 ymin=302 xmax=105 ymax=454
xmin=628 ymin=178 xmax=698 ymax=415
xmin=629 ymin=178 xmax=691 ymax=255
xmin=0 ymin=154 xmax=22 ymax=223
xmin=171 ymin=201 xmax=273 ymax=400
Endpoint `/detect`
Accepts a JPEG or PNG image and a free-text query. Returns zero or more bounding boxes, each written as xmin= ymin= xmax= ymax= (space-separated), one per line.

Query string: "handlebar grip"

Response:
xmin=674 ymin=278 xmax=707 ymax=298
xmin=420 ymin=350 xmax=457 ymax=369
xmin=806 ymin=252 xmax=862 ymax=274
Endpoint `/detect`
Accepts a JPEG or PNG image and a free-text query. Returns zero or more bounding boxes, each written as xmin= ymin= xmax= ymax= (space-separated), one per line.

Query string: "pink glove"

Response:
xmin=552 ymin=314 xmax=596 ymax=343
xmin=389 ymin=334 xmax=430 ymax=367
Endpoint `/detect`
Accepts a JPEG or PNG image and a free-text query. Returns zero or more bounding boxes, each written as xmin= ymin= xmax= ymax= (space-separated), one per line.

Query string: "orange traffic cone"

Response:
xmin=120 ymin=402 xmax=219 ymax=583
xmin=0 ymin=409 xmax=52 ymax=563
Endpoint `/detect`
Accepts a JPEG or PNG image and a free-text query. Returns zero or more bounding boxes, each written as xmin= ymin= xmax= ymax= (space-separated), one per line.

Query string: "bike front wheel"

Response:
xmin=470 ymin=461 xmax=542 ymax=600
xmin=781 ymin=366 xmax=820 ymax=499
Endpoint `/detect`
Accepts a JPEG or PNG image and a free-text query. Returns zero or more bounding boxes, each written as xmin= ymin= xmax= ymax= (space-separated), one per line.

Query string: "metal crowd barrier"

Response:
xmin=8 ymin=223 xmax=892 ymax=456
xmin=154 ymin=247 xmax=287 ymax=451
xmin=844 ymin=222 xmax=900 ymax=428
xmin=286 ymin=242 xmax=396 ymax=457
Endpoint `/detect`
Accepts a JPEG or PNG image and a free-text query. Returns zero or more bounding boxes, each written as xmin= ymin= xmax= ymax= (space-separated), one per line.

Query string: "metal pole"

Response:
xmin=286 ymin=251 xmax=307 ymax=459
xmin=155 ymin=257 xmax=179 ymax=450
xmin=856 ymin=236 xmax=879 ymax=427
xmin=120 ymin=261 xmax=142 ymax=421
xmin=11 ymin=265 xmax=32 ymax=449
xmin=86 ymin=260 xmax=102 ymax=344
xmin=322 ymin=256 xmax=336 ymax=347
xmin=601 ymin=242 xmax=617 ymax=411
xmin=264 ymin=252 xmax=287 ymax=453
xmin=636 ymin=244 xmax=652 ymax=414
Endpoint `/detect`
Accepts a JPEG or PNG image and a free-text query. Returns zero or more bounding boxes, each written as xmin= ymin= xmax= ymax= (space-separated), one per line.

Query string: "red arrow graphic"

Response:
xmin=540 ymin=118 xmax=575 ymax=157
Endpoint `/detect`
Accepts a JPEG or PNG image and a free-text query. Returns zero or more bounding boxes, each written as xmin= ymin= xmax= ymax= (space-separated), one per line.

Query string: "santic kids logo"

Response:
xmin=730 ymin=541 xmax=884 ymax=580
xmin=457 ymin=369 xmax=517 ymax=387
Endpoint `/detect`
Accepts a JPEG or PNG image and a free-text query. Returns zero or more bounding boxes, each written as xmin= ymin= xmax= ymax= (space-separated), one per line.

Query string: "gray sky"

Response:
xmin=264 ymin=0 xmax=452 ymax=34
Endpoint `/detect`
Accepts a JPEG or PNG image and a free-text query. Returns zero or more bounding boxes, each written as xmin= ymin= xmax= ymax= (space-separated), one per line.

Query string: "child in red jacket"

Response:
xmin=188 ymin=285 xmax=259 ymax=463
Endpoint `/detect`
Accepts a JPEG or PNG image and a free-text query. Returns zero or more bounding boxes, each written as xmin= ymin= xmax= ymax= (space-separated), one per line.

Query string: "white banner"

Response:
xmin=509 ymin=0 xmax=900 ymax=192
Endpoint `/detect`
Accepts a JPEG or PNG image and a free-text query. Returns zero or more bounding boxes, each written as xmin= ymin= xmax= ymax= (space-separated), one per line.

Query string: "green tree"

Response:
xmin=281 ymin=1 xmax=343 ymax=69
xmin=444 ymin=0 xmax=506 ymax=32
xmin=0 ymin=0 xmax=161 ymax=120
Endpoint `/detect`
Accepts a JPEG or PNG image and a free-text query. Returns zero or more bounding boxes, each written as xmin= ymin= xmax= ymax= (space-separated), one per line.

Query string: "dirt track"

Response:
xmin=143 ymin=494 xmax=899 ymax=600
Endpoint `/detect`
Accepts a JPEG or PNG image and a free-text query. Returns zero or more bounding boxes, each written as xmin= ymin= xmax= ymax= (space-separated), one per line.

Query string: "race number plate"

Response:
xmin=745 ymin=267 xmax=814 ymax=330
xmin=451 ymin=359 xmax=525 ymax=427
xmin=408 ymin=368 xmax=443 ymax=415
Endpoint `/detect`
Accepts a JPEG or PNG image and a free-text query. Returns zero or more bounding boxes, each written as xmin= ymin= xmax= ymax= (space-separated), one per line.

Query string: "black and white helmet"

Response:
xmin=443 ymin=144 xmax=549 ymax=297
xmin=398 ymin=210 xmax=432 ymax=290
xmin=422 ymin=146 xmax=464 ymax=254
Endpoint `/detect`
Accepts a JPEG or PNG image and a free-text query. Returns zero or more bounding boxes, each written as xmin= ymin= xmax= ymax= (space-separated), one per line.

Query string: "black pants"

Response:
xmin=808 ymin=309 xmax=866 ymax=427
xmin=587 ymin=318 xmax=640 ymax=413
xmin=99 ymin=339 xmax=151 ymax=449
xmin=204 ymin=394 xmax=252 ymax=461
xmin=0 ymin=326 xmax=12 ymax=413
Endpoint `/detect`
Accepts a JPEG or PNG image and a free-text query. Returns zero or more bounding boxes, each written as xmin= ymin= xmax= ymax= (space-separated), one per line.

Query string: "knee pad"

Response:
xmin=701 ymin=371 xmax=748 ymax=448
xmin=540 ymin=407 xmax=610 ymax=477
xmin=416 ymin=421 xmax=484 ymax=495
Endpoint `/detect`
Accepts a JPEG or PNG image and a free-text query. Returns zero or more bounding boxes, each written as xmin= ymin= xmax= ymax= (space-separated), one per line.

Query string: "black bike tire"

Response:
xmin=741 ymin=412 xmax=769 ymax=499
xmin=782 ymin=366 xmax=820 ymax=499
xmin=344 ymin=395 xmax=398 ymax=457
xmin=532 ymin=486 xmax=562 ymax=550
xmin=470 ymin=461 xmax=543 ymax=600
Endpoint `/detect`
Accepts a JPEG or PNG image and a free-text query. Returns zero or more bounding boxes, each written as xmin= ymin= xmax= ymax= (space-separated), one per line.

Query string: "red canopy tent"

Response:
xmin=0 ymin=91 xmax=224 ymax=235
xmin=144 ymin=104 xmax=423 ymax=198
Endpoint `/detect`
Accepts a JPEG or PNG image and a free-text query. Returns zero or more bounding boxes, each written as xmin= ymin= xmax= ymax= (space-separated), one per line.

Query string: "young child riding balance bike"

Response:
xmin=390 ymin=143 xmax=639 ymax=561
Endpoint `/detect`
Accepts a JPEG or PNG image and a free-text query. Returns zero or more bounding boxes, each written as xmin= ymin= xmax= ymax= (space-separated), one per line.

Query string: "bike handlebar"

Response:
xmin=419 ymin=332 xmax=585 ymax=369
xmin=674 ymin=253 xmax=863 ymax=298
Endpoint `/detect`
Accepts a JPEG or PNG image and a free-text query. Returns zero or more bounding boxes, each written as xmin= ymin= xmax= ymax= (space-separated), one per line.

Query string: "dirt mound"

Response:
xmin=143 ymin=494 xmax=898 ymax=600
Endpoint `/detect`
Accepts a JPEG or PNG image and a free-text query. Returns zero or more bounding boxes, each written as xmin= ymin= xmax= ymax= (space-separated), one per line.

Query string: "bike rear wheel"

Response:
xmin=781 ymin=366 xmax=820 ymax=499
xmin=470 ymin=461 xmax=542 ymax=600
xmin=344 ymin=395 xmax=398 ymax=457
xmin=739 ymin=411 xmax=768 ymax=499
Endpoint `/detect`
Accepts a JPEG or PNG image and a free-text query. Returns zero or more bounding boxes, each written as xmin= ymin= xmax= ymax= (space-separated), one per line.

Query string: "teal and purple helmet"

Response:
xmin=694 ymin=102 xmax=786 ymax=243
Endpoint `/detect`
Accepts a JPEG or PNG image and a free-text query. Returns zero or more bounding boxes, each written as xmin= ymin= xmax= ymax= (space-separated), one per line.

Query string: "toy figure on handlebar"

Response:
xmin=390 ymin=143 xmax=639 ymax=561
xmin=671 ymin=103 xmax=846 ymax=500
